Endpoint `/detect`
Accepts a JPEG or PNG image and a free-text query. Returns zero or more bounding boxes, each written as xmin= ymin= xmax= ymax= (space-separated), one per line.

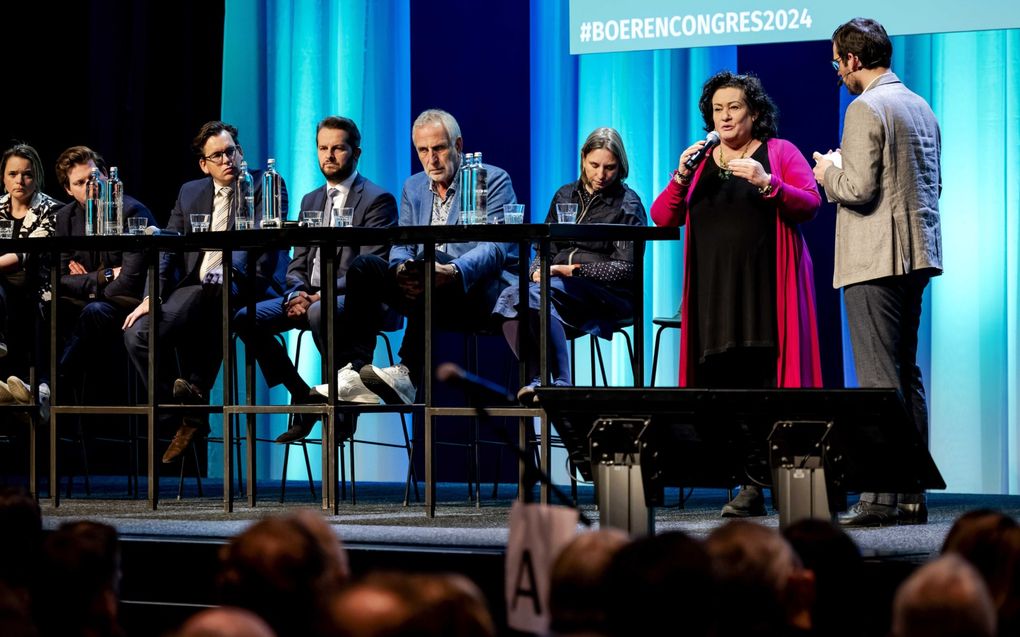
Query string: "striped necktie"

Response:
xmin=311 ymin=187 xmax=340 ymax=289
xmin=200 ymin=186 xmax=232 ymax=282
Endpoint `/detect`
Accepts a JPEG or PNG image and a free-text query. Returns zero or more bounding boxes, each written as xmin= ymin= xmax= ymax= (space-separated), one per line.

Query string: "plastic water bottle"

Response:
xmin=471 ymin=152 xmax=488 ymax=224
xmin=237 ymin=161 xmax=255 ymax=229
xmin=261 ymin=158 xmax=282 ymax=228
xmin=458 ymin=153 xmax=475 ymax=224
xmin=107 ymin=166 xmax=124 ymax=235
xmin=84 ymin=167 xmax=106 ymax=236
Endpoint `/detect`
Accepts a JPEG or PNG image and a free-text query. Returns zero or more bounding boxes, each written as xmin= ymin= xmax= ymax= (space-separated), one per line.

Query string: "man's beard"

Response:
xmin=321 ymin=160 xmax=354 ymax=183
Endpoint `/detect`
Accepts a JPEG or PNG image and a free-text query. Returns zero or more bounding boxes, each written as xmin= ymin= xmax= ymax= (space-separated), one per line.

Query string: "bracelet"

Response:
xmin=672 ymin=170 xmax=692 ymax=187
xmin=758 ymin=175 xmax=774 ymax=197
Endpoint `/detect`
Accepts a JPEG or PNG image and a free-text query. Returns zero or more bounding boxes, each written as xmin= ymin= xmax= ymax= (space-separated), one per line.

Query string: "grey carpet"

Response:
xmin=38 ymin=481 xmax=1020 ymax=559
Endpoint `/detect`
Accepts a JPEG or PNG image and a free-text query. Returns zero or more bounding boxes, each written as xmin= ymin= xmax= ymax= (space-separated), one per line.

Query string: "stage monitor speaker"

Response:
xmin=535 ymin=387 xmax=944 ymax=530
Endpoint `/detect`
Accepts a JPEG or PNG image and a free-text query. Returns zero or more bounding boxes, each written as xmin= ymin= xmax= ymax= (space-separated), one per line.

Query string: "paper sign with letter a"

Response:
xmin=504 ymin=501 xmax=579 ymax=634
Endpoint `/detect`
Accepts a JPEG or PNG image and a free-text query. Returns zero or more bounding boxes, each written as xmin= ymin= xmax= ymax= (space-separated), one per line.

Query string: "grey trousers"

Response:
xmin=844 ymin=271 xmax=931 ymax=507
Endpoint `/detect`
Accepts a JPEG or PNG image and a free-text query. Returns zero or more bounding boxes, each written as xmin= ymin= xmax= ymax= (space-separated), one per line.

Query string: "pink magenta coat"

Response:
xmin=650 ymin=137 xmax=823 ymax=387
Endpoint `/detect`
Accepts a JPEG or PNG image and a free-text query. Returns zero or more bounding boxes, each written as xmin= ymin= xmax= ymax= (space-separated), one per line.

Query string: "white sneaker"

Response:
xmin=311 ymin=364 xmax=381 ymax=404
xmin=360 ymin=364 xmax=416 ymax=405
xmin=337 ymin=363 xmax=381 ymax=404
xmin=38 ymin=382 xmax=51 ymax=424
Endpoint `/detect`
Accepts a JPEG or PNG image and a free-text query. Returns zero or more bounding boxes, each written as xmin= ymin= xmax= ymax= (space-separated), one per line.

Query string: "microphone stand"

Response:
xmin=466 ymin=399 xmax=592 ymax=527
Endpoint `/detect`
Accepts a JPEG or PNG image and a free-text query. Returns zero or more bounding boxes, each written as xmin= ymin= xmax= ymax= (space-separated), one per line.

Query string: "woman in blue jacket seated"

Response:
xmin=495 ymin=127 xmax=647 ymax=404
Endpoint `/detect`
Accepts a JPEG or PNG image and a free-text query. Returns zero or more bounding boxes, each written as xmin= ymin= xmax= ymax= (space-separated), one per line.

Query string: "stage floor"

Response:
xmin=37 ymin=480 xmax=1020 ymax=559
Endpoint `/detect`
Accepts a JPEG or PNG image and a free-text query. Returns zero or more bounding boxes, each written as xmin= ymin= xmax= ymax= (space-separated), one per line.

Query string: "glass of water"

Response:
xmin=127 ymin=216 xmax=148 ymax=235
xmin=300 ymin=209 xmax=323 ymax=227
xmin=556 ymin=203 xmax=578 ymax=224
xmin=332 ymin=207 xmax=354 ymax=228
xmin=503 ymin=203 xmax=525 ymax=225
xmin=190 ymin=213 xmax=211 ymax=232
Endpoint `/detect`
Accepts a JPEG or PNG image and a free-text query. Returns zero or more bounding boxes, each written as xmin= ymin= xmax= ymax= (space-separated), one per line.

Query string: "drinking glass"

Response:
xmin=127 ymin=216 xmax=147 ymax=235
xmin=332 ymin=207 xmax=355 ymax=228
xmin=300 ymin=209 xmax=323 ymax=227
xmin=190 ymin=213 xmax=211 ymax=232
xmin=556 ymin=203 xmax=578 ymax=224
xmin=503 ymin=203 xmax=525 ymax=225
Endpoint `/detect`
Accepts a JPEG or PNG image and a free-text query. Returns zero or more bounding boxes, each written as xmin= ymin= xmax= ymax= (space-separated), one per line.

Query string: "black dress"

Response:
xmin=686 ymin=143 xmax=777 ymax=388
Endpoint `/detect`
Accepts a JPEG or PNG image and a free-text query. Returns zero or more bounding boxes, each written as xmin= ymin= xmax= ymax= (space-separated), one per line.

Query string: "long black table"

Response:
xmin=3 ymin=224 xmax=679 ymax=514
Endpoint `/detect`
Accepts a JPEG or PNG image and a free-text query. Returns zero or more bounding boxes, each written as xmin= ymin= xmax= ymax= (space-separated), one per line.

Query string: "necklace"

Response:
xmin=718 ymin=139 xmax=754 ymax=180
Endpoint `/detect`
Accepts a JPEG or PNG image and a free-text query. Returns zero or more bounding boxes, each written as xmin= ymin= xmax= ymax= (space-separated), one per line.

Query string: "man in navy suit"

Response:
xmin=233 ymin=116 xmax=397 ymax=444
xmin=314 ymin=109 xmax=518 ymax=408
xmin=53 ymin=146 xmax=157 ymax=393
xmin=122 ymin=121 xmax=290 ymax=463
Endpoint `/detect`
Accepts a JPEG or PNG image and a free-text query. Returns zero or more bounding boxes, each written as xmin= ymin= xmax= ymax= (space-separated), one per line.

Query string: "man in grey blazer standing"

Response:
xmin=813 ymin=17 xmax=943 ymax=527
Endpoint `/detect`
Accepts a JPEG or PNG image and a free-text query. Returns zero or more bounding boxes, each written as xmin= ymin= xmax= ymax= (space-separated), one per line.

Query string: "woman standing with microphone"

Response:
xmin=651 ymin=71 xmax=823 ymax=517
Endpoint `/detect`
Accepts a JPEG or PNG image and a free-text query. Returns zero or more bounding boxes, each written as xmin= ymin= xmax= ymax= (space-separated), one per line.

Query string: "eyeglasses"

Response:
xmin=202 ymin=145 xmax=239 ymax=164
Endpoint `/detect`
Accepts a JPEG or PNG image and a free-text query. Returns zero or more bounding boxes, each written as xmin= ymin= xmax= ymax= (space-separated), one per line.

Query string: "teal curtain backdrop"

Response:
xmin=530 ymin=0 xmax=735 ymax=387
xmin=532 ymin=3 xmax=1020 ymax=495
xmin=219 ymin=0 xmax=1020 ymax=495
xmin=219 ymin=0 xmax=411 ymax=482
xmin=894 ymin=30 xmax=1020 ymax=494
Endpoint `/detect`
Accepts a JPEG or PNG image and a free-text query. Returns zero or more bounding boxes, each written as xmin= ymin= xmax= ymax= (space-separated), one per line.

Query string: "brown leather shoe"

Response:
xmin=7 ymin=376 xmax=32 ymax=404
xmin=162 ymin=417 xmax=210 ymax=463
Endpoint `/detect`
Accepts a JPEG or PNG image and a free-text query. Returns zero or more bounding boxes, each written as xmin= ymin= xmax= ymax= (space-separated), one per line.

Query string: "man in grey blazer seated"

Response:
xmin=813 ymin=17 xmax=942 ymax=527
xmin=233 ymin=116 xmax=397 ymax=444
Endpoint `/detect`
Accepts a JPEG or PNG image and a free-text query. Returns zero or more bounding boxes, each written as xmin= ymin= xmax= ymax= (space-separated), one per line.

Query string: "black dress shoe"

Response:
xmin=838 ymin=501 xmax=899 ymax=527
xmin=275 ymin=417 xmax=316 ymax=444
xmin=275 ymin=412 xmax=356 ymax=443
xmin=172 ymin=378 xmax=204 ymax=404
xmin=897 ymin=502 xmax=928 ymax=525
xmin=721 ymin=485 xmax=767 ymax=518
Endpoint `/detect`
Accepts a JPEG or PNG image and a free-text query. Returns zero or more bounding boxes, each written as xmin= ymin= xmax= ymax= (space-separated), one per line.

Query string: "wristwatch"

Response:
xmin=103 ymin=268 xmax=115 ymax=283
xmin=449 ymin=262 xmax=462 ymax=280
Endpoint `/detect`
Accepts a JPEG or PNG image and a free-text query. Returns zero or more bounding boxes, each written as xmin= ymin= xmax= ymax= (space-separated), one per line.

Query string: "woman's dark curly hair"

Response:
xmin=698 ymin=70 xmax=779 ymax=141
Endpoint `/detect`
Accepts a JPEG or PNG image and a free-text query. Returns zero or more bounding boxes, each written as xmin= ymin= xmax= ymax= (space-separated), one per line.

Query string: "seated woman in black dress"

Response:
xmin=650 ymin=71 xmax=823 ymax=517
xmin=494 ymin=127 xmax=647 ymax=404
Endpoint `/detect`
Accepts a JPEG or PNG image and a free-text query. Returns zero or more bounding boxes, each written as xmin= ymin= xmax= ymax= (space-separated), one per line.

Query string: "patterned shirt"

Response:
xmin=0 ymin=190 xmax=61 ymax=301
xmin=429 ymin=179 xmax=457 ymax=253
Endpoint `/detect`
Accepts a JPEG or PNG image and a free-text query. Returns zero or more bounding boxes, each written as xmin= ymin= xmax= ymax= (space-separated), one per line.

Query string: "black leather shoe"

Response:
xmin=275 ymin=416 xmax=316 ymax=444
xmin=721 ymin=485 xmax=767 ymax=518
xmin=172 ymin=378 xmax=205 ymax=404
xmin=276 ymin=412 xmax=356 ymax=443
xmin=897 ymin=502 xmax=928 ymax=525
xmin=838 ymin=501 xmax=899 ymax=527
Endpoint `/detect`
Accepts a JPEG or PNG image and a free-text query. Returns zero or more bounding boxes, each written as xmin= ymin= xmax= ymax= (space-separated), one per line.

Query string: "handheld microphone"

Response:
xmin=143 ymin=226 xmax=181 ymax=236
xmin=436 ymin=362 xmax=515 ymax=405
xmin=683 ymin=131 xmax=721 ymax=171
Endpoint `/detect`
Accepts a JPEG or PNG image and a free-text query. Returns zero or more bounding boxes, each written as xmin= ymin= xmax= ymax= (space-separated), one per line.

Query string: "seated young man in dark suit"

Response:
xmin=122 ymin=121 xmax=290 ymax=463
xmin=233 ymin=116 xmax=398 ymax=444
xmin=53 ymin=145 xmax=156 ymax=401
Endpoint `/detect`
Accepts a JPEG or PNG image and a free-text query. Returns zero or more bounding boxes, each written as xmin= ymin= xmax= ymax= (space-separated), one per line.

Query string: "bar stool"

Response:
xmin=649 ymin=305 xmax=682 ymax=387
xmin=276 ymin=327 xmax=419 ymax=506
xmin=343 ymin=328 xmax=419 ymax=506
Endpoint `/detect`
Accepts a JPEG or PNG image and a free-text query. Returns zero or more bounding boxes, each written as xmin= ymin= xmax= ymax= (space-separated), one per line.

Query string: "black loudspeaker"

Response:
xmin=536 ymin=387 xmax=944 ymax=531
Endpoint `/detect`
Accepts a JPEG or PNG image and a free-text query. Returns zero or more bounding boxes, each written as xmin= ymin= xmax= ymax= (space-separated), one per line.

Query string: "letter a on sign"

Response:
xmin=504 ymin=502 xmax=579 ymax=633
